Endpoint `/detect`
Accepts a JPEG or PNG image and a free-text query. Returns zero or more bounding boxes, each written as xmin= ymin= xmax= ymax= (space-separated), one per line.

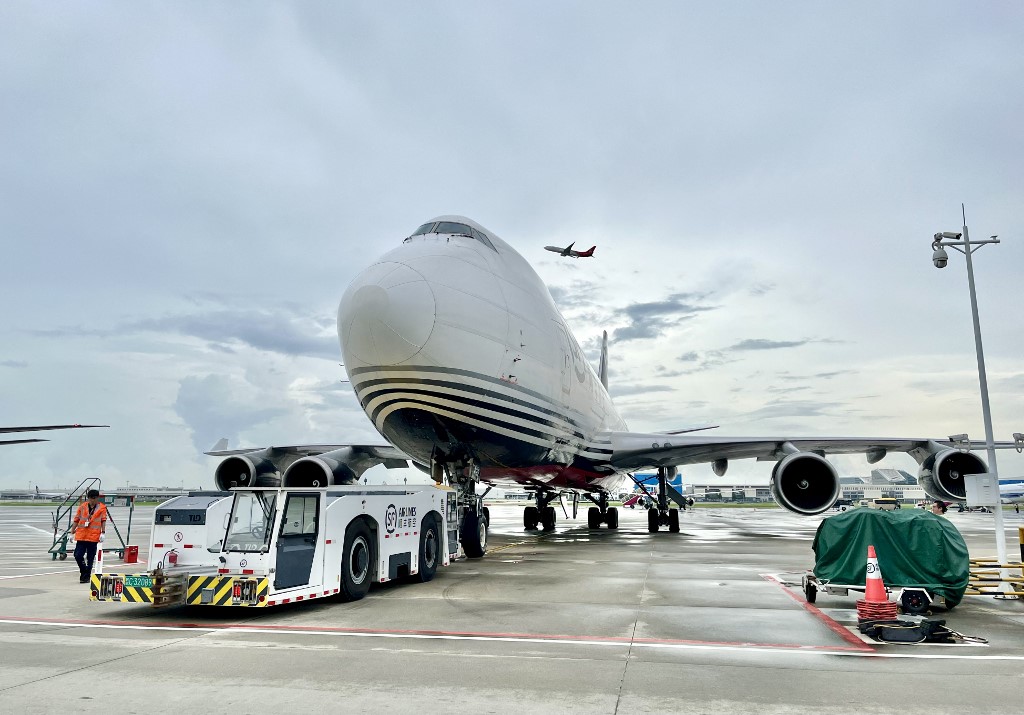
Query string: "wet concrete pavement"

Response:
xmin=1 ymin=503 xmax=1023 ymax=714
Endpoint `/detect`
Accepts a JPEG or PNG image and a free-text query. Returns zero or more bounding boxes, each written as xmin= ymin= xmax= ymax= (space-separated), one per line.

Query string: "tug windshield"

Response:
xmin=224 ymin=492 xmax=277 ymax=552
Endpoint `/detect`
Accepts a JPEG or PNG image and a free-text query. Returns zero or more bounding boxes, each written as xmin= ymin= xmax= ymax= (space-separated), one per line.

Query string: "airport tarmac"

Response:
xmin=1 ymin=503 xmax=1024 ymax=714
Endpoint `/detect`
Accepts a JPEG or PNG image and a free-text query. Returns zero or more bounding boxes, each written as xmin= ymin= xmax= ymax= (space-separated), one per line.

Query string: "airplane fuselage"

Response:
xmin=338 ymin=217 xmax=627 ymax=493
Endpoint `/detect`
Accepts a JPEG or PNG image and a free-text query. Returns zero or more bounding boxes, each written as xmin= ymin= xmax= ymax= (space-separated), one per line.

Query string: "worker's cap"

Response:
xmin=87 ymin=489 xmax=100 ymax=499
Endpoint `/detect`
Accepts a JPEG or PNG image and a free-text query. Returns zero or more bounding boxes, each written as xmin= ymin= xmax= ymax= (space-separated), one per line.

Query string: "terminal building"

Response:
xmin=688 ymin=469 xmax=926 ymax=505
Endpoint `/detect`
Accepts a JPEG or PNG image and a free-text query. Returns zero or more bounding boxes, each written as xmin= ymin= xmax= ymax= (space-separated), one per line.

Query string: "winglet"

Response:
xmin=210 ymin=437 xmax=229 ymax=452
xmin=598 ymin=330 xmax=609 ymax=390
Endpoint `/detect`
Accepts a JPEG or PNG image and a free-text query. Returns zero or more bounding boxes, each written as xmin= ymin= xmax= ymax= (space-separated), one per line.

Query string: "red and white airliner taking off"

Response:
xmin=209 ymin=216 xmax=1012 ymax=558
xmin=544 ymin=241 xmax=596 ymax=258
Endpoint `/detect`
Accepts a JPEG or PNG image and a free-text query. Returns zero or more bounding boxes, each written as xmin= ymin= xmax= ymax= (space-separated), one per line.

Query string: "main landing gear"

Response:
xmin=586 ymin=493 xmax=618 ymax=529
xmin=524 ymin=491 xmax=558 ymax=531
xmin=647 ymin=466 xmax=689 ymax=533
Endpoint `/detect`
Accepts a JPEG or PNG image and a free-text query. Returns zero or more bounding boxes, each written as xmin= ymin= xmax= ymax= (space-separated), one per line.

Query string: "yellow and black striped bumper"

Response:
xmin=186 ymin=575 xmax=269 ymax=606
xmin=90 ymin=574 xmax=153 ymax=604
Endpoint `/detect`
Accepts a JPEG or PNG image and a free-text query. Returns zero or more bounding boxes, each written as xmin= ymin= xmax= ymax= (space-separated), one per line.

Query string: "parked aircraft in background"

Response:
xmin=209 ymin=216 xmax=1018 ymax=559
xmin=999 ymin=480 xmax=1024 ymax=504
xmin=1 ymin=424 xmax=108 ymax=446
xmin=544 ymin=242 xmax=596 ymax=258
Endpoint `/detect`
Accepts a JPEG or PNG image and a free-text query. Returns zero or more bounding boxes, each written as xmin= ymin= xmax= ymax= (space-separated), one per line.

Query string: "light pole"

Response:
xmin=931 ymin=206 xmax=1006 ymax=565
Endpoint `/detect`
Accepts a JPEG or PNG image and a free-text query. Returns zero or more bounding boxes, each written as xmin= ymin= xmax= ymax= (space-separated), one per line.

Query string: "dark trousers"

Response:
xmin=74 ymin=540 xmax=98 ymax=579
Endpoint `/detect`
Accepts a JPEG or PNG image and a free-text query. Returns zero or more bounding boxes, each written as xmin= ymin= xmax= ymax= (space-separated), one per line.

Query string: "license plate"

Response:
xmin=232 ymin=579 xmax=257 ymax=604
xmin=100 ymin=576 xmax=123 ymax=600
xmin=124 ymin=575 xmax=153 ymax=589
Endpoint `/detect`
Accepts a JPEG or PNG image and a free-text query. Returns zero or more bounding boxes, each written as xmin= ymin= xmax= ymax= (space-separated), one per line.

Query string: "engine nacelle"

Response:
xmin=770 ymin=452 xmax=840 ymax=516
xmin=283 ymin=447 xmax=364 ymax=488
xmin=918 ymin=449 xmax=984 ymax=503
xmin=214 ymin=448 xmax=280 ymax=491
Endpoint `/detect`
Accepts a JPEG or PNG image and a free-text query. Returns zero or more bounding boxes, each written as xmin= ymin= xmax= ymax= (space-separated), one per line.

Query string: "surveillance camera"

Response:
xmin=932 ymin=246 xmax=948 ymax=268
xmin=939 ymin=231 xmax=962 ymax=239
xmin=948 ymin=433 xmax=969 ymax=443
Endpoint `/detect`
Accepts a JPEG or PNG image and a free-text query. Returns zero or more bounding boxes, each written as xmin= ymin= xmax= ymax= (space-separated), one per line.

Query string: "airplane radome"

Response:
xmin=210 ymin=215 xmax=1004 ymax=559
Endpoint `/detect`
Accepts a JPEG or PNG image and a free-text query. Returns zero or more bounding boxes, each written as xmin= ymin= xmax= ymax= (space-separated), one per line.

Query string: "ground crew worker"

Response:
xmin=71 ymin=489 xmax=107 ymax=583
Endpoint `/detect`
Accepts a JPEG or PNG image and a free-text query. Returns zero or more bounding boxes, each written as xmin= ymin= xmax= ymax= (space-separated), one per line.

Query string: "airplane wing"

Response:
xmin=205 ymin=442 xmax=409 ymax=461
xmin=0 ymin=424 xmax=108 ymax=446
xmin=0 ymin=424 xmax=108 ymax=433
xmin=606 ymin=432 xmax=1019 ymax=470
xmin=205 ymin=440 xmax=415 ymax=490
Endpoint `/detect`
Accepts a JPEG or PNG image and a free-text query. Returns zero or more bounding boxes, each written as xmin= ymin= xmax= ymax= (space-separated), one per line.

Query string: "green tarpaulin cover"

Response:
xmin=811 ymin=508 xmax=970 ymax=607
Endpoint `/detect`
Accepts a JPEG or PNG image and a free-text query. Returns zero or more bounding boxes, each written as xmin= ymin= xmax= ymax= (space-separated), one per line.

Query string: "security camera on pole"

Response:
xmin=930 ymin=206 xmax=1006 ymax=567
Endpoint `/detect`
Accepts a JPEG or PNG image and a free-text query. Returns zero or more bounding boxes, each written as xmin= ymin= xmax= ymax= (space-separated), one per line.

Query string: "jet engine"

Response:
xmin=283 ymin=447 xmax=380 ymax=488
xmin=918 ymin=449 xmax=984 ymax=503
xmin=214 ymin=448 xmax=280 ymax=491
xmin=769 ymin=452 xmax=840 ymax=516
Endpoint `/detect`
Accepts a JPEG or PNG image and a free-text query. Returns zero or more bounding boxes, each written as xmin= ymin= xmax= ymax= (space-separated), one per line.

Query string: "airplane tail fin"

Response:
xmin=581 ymin=246 xmax=596 ymax=257
xmin=598 ymin=330 xmax=609 ymax=390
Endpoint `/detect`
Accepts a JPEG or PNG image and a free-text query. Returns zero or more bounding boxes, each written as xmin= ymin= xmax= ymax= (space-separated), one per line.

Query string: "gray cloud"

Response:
xmin=130 ymin=311 xmax=339 ymax=360
xmin=32 ymin=307 xmax=340 ymax=360
xmin=0 ymin=360 xmax=28 ymax=368
xmin=747 ymin=400 xmax=836 ymax=419
xmin=174 ymin=374 xmax=288 ymax=452
xmin=612 ymin=292 xmax=714 ymax=343
xmin=729 ymin=338 xmax=810 ymax=351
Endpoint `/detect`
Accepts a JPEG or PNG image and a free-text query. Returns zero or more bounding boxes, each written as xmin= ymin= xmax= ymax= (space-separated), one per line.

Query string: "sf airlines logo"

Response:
xmin=385 ymin=503 xmax=418 ymax=534
xmin=866 ymin=562 xmax=879 ymax=575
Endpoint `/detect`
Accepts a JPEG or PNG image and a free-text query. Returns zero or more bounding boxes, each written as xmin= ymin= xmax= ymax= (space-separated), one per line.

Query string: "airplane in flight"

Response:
xmin=209 ymin=216 xmax=1014 ymax=559
xmin=1 ymin=424 xmax=108 ymax=446
xmin=543 ymin=241 xmax=596 ymax=258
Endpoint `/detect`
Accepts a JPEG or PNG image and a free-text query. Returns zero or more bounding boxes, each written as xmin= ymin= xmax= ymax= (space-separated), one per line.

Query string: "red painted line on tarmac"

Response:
xmin=761 ymin=573 xmax=874 ymax=652
xmin=0 ymin=614 xmax=866 ymax=652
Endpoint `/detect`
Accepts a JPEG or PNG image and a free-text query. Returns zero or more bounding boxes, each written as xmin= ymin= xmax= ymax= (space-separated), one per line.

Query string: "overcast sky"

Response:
xmin=2 ymin=2 xmax=1022 ymax=491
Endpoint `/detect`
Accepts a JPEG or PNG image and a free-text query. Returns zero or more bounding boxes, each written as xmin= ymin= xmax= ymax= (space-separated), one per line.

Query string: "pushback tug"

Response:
xmin=91 ymin=484 xmax=456 ymax=607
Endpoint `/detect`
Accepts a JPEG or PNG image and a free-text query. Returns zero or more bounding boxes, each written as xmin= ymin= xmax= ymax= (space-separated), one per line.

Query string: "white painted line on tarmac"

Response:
xmin=1 ymin=617 xmax=1023 ymax=660
xmin=0 ymin=570 xmax=77 ymax=580
xmin=20 ymin=525 xmax=54 ymax=535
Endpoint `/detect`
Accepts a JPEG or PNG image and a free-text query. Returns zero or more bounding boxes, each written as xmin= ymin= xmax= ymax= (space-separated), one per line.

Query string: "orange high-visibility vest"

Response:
xmin=73 ymin=501 xmax=108 ymax=542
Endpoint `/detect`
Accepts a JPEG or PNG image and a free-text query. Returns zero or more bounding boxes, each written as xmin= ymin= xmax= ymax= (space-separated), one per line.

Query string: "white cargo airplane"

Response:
xmin=209 ymin=216 xmax=1014 ymax=558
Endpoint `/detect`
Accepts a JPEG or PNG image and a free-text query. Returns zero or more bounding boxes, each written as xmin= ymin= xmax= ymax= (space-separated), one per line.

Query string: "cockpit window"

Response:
xmin=471 ymin=228 xmax=496 ymax=250
xmin=435 ymin=221 xmax=473 ymax=236
xmin=405 ymin=221 xmax=497 ymax=252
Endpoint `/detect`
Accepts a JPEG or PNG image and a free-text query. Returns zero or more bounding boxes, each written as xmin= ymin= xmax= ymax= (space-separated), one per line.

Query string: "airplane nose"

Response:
xmin=338 ymin=261 xmax=436 ymax=366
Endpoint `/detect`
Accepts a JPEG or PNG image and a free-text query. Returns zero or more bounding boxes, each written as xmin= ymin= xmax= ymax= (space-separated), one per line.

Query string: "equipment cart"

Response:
xmin=803 ymin=508 xmax=970 ymax=614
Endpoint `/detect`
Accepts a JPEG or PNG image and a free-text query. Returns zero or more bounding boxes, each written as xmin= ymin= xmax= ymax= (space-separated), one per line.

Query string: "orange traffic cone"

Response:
xmin=864 ymin=545 xmax=887 ymax=602
xmin=857 ymin=544 xmax=898 ymax=622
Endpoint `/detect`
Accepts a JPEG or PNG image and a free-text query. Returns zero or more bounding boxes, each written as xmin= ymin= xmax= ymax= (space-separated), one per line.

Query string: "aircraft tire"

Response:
xmin=523 ymin=505 xmax=539 ymax=530
xmin=340 ymin=520 xmax=375 ymax=601
xmin=587 ymin=507 xmax=601 ymax=529
xmin=461 ymin=511 xmax=487 ymax=558
xmin=647 ymin=508 xmax=659 ymax=533
xmin=606 ymin=507 xmax=619 ymax=529
xmin=541 ymin=506 xmax=557 ymax=531
xmin=415 ymin=515 xmax=440 ymax=582
xmin=669 ymin=508 xmax=680 ymax=533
